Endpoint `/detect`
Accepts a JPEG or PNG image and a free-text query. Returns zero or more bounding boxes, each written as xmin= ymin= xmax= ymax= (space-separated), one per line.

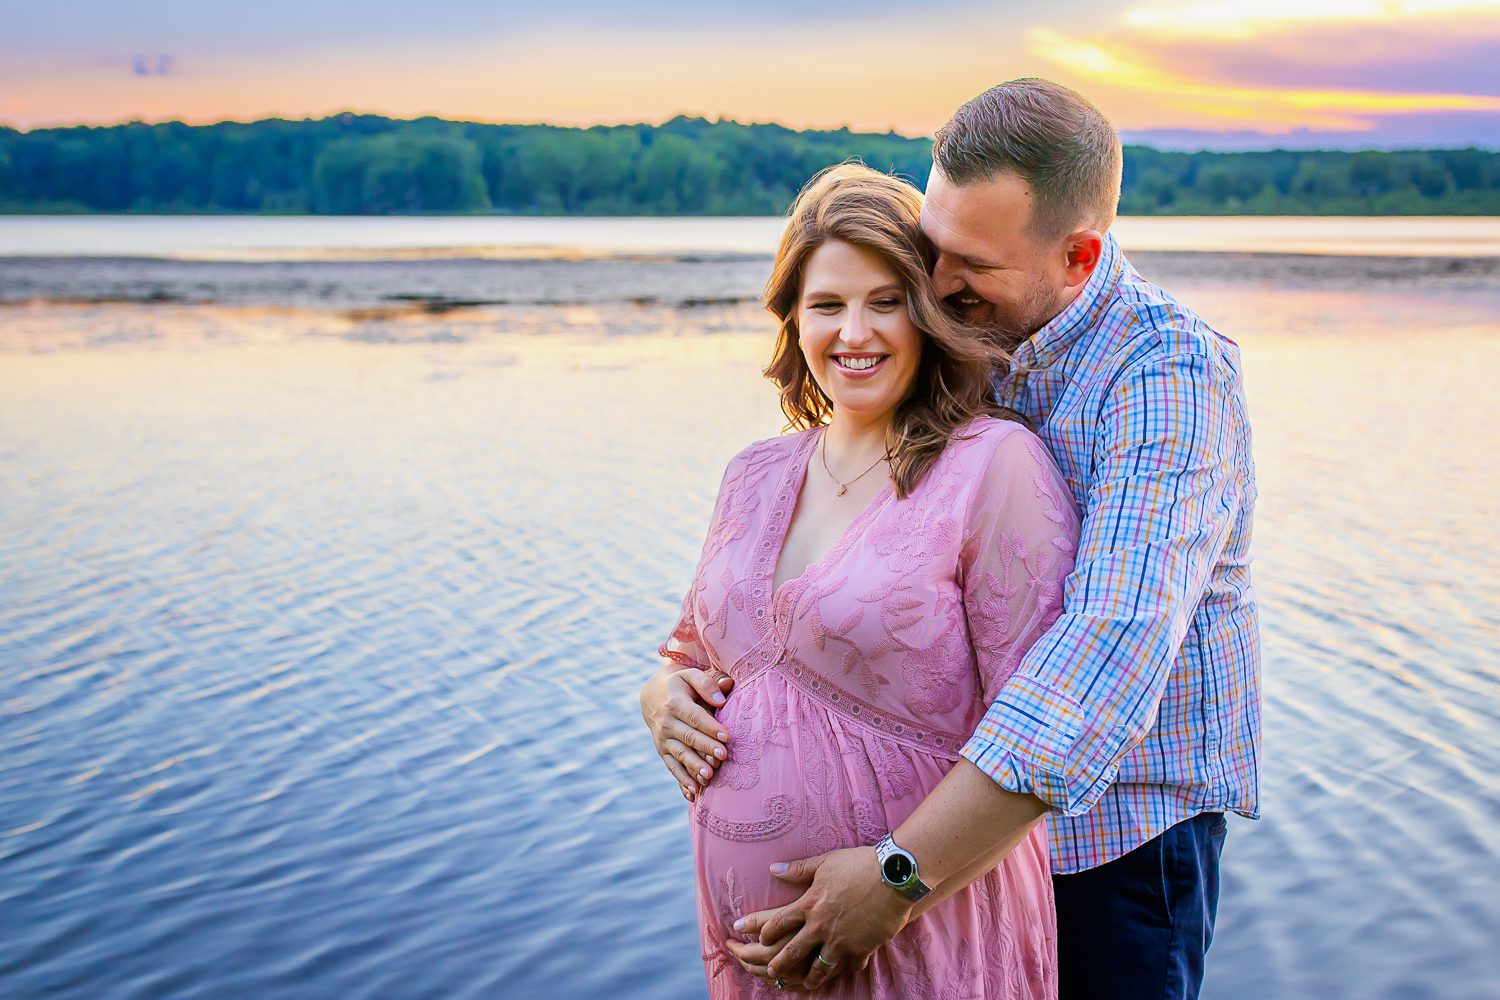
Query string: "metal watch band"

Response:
xmin=875 ymin=833 xmax=932 ymax=902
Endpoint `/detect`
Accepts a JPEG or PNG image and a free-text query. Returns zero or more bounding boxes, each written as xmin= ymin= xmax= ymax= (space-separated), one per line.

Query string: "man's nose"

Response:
xmin=930 ymin=254 xmax=964 ymax=299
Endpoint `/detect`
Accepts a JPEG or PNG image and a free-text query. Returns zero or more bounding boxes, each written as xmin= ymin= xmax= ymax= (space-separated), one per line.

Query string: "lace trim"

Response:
xmin=657 ymin=643 xmax=708 ymax=670
xmin=693 ymin=793 xmax=801 ymax=843
xmin=777 ymin=660 xmax=964 ymax=759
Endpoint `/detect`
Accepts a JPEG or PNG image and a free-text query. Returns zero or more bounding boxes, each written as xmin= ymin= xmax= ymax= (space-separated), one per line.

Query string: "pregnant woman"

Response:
xmin=642 ymin=164 xmax=1079 ymax=998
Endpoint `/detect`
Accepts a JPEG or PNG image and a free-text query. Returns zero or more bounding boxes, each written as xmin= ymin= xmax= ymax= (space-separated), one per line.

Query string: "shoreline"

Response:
xmin=1 ymin=250 xmax=1495 ymax=314
xmin=3 ymin=215 xmax=1498 ymax=263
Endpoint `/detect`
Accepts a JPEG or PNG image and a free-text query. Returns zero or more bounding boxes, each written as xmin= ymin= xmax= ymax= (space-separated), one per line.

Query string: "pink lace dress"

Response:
xmin=661 ymin=417 xmax=1080 ymax=1000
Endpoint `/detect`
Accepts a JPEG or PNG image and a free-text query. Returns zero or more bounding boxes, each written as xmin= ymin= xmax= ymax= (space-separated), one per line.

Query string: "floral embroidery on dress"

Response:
xmin=871 ymin=497 xmax=959 ymax=575
xmin=966 ymin=579 xmax=1014 ymax=654
xmin=869 ymin=736 xmax=919 ymax=800
xmin=900 ymin=609 xmax=969 ymax=716
xmin=702 ymin=922 xmax=735 ymax=983
xmin=1023 ymin=435 xmax=1077 ymax=551
xmin=700 ymin=873 xmax=741 ymax=981
xmin=966 ymin=530 xmax=1021 ymax=663
xmin=705 ymin=495 xmax=753 ymax=564
xmin=793 ymin=715 xmax=850 ymax=857
xmin=713 ymin=686 xmax=767 ymax=790
xmin=717 ymin=867 xmax=747 ymax=932
xmin=707 ymin=563 xmax=747 ymax=644
xmin=694 ymin=793 xmax=801 ymax=843
xmin=848 ymin=795 xmax=887 ymax=844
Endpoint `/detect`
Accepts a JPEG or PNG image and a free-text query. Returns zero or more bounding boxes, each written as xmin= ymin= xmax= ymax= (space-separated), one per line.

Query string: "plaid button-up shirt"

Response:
xmin=960 ymin=232 xmax=1262 ymax=873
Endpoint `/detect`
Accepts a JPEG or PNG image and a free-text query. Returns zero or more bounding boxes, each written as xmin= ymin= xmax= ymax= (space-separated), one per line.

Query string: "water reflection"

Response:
xmin=1 ymin=268 xmax=1497 ymax=999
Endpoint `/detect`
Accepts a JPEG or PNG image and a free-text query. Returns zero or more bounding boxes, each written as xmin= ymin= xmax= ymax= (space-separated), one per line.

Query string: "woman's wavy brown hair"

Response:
xmin=763 ymin=162 xmax=1020 ymax=499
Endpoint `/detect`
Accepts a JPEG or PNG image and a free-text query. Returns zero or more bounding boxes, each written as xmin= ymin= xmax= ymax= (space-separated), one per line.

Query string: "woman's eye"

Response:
xmin=874 ymin=298 xmax=902 ymax=309
xmin=811 ymin=302 xmax=842 ymax=312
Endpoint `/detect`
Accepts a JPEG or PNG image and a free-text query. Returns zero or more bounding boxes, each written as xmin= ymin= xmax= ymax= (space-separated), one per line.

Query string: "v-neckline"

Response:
xmin=768 ymin=426 xmax=895 ymax=606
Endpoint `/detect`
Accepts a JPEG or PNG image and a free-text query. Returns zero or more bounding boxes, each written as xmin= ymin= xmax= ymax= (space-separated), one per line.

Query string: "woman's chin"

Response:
xmin=827 ymin=398 xmax=897 ymax=424
xmin=820 ymin=379 xmax=907 ymax=418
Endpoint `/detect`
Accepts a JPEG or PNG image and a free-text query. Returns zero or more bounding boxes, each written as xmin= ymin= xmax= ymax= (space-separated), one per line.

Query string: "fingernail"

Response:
xmin=733 ymin=918 xmax=745 ymax=931
xmin=714 ymin=747 xmax=726 ymax=760
xmin=711 ymin=693 xmax=725 ymax=704
xmin=769 ymin=862 xmax=787 ymax=875
xmin=717 ymin=731 xmax=729 ymax=742
xmin=699 ymin=767 xmax=711 ymax=779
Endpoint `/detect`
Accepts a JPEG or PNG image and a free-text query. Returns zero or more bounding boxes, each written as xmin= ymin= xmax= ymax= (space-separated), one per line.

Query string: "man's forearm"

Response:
xmin=894 ymin=757 xmax=1049 ymax=905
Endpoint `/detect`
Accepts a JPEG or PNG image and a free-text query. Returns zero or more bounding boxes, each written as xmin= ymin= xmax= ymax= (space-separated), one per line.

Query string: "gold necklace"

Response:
xmin=820 ymin=429 xmax=890 ymax=497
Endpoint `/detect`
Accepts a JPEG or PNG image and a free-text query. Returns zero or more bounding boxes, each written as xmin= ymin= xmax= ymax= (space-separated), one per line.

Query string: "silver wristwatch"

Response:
xmin=875 ymin=833 xmax=932 ymax=902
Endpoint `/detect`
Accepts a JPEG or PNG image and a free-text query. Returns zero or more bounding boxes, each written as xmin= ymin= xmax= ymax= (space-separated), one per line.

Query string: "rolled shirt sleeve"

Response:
xmin=960 ymin=348 xmax=1245 ymax=816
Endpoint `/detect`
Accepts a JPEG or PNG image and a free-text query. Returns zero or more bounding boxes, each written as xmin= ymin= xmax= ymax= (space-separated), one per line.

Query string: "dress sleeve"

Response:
xmin=958 ymin=425 xmax=1081 ymax=709
xmin=658 ymin=453 xmax=740 ymax=672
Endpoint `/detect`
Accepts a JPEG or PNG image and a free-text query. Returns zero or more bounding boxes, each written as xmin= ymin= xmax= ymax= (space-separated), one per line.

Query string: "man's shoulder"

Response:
xmin=1088 ymin=258 xmax=1243 ymax=381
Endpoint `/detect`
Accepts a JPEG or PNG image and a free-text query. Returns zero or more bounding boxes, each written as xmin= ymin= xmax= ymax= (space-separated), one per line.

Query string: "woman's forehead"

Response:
xmin=801 ymin=240 xmax=903 ymax=291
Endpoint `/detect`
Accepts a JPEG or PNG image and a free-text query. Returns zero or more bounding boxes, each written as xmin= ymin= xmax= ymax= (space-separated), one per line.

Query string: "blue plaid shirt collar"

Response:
xmin=1016 ymin=230 xmax=1125 ymax=368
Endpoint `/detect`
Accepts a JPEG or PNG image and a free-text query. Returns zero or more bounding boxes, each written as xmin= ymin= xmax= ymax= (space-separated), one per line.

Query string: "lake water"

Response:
xmin=1 ymin=217 xmax=1498 ymax=1000
xmin=2 ymin=214 xmax=1498 ymax=260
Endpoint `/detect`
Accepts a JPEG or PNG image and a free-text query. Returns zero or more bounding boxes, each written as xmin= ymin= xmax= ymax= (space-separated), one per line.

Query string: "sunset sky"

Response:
xmin=5 ymin=0 xmax=1499 ymax=148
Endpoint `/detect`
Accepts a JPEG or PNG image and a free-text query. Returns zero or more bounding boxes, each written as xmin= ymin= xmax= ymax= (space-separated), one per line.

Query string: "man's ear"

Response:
xmin=1061 ymin=230 xmax=1105 ymax=290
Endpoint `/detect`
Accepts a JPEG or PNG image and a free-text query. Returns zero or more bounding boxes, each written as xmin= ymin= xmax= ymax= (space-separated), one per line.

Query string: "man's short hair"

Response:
xmin=932 ymin=78 xmax=1123 ymax=240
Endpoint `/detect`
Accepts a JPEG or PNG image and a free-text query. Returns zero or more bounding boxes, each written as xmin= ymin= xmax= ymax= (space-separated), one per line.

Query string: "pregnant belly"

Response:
xmin=689 ymin=673 xmax=956 ymax=940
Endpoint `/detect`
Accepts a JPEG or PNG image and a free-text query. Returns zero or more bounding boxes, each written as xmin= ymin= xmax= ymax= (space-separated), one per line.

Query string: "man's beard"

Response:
xmin=950 ymin=277 xmax=1062 ymax=353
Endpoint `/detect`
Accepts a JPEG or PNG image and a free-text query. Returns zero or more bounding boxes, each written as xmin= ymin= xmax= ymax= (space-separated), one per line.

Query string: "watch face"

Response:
xmin=882 ymin=852 xmax=914 ymax=885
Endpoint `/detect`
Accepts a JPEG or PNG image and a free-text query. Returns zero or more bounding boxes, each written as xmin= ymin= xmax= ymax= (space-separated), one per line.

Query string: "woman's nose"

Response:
xmin=842 ymin=309 xmax=874 ymax=347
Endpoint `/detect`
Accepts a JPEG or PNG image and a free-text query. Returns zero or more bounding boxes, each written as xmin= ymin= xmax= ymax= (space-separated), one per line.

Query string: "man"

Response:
xmin=641 ymin=77 xmax=1260 ymax=999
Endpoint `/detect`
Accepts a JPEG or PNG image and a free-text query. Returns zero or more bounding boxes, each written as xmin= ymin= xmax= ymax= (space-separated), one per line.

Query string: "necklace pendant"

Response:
xmin=835 ymin=484 xmax=848 ymax=497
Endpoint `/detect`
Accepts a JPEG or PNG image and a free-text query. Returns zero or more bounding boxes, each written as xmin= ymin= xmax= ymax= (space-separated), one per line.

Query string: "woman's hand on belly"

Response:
xmin=639 ymin=662 xmax=735 ymax=799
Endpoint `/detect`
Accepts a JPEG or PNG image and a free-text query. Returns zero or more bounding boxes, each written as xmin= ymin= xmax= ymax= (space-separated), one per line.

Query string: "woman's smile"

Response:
xmin=832 ymin=352 xmax=889 ymax=376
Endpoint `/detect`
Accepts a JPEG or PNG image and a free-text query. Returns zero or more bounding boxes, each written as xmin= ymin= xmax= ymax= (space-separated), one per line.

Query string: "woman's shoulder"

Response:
xmin=948 ymin=416 xmax=1077 ymax=535
xmin=947 ymin=414 xmax=1049 ymax=469
xmin=716 ymin=428 xmax=815 ymax=486
xmin=731 ymin=427 xmax=813 ymax=466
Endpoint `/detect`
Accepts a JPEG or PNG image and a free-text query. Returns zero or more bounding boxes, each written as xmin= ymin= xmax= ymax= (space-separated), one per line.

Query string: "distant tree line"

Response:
xmin=1120 ymin=145 xmax=1499 ymax=215
xmin=0 ymin=113 xmax=1495 ymax=216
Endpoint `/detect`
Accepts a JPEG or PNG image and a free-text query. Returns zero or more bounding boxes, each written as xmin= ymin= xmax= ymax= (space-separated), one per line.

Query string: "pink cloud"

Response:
xmin=1122 ymin=15 xmax=1500 ymax=98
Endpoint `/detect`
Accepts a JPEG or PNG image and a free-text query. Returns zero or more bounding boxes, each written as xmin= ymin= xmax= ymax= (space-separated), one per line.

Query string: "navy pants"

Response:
xmin=1052 ymin=812 xmax=1228 ymax=1000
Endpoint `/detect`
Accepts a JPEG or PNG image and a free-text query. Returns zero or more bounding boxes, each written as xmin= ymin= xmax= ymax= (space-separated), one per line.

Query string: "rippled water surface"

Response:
xmin=1 ymin=224 xmax=1498 ymax=1000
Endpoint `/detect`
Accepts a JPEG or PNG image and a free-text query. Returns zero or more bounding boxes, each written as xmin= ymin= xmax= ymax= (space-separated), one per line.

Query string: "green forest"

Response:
xmin=1 ymin=113 xmax=1495 ymax=216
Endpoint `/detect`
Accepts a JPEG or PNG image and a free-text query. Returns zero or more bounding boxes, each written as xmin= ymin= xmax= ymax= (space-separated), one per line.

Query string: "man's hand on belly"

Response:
xmin=725 ymin=846 xmax=914 ymax=990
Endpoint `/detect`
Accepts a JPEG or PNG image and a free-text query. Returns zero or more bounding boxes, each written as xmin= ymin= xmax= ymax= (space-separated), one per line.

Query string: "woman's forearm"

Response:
xmin=894 ymin=757 xmax=1050 ymax=914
